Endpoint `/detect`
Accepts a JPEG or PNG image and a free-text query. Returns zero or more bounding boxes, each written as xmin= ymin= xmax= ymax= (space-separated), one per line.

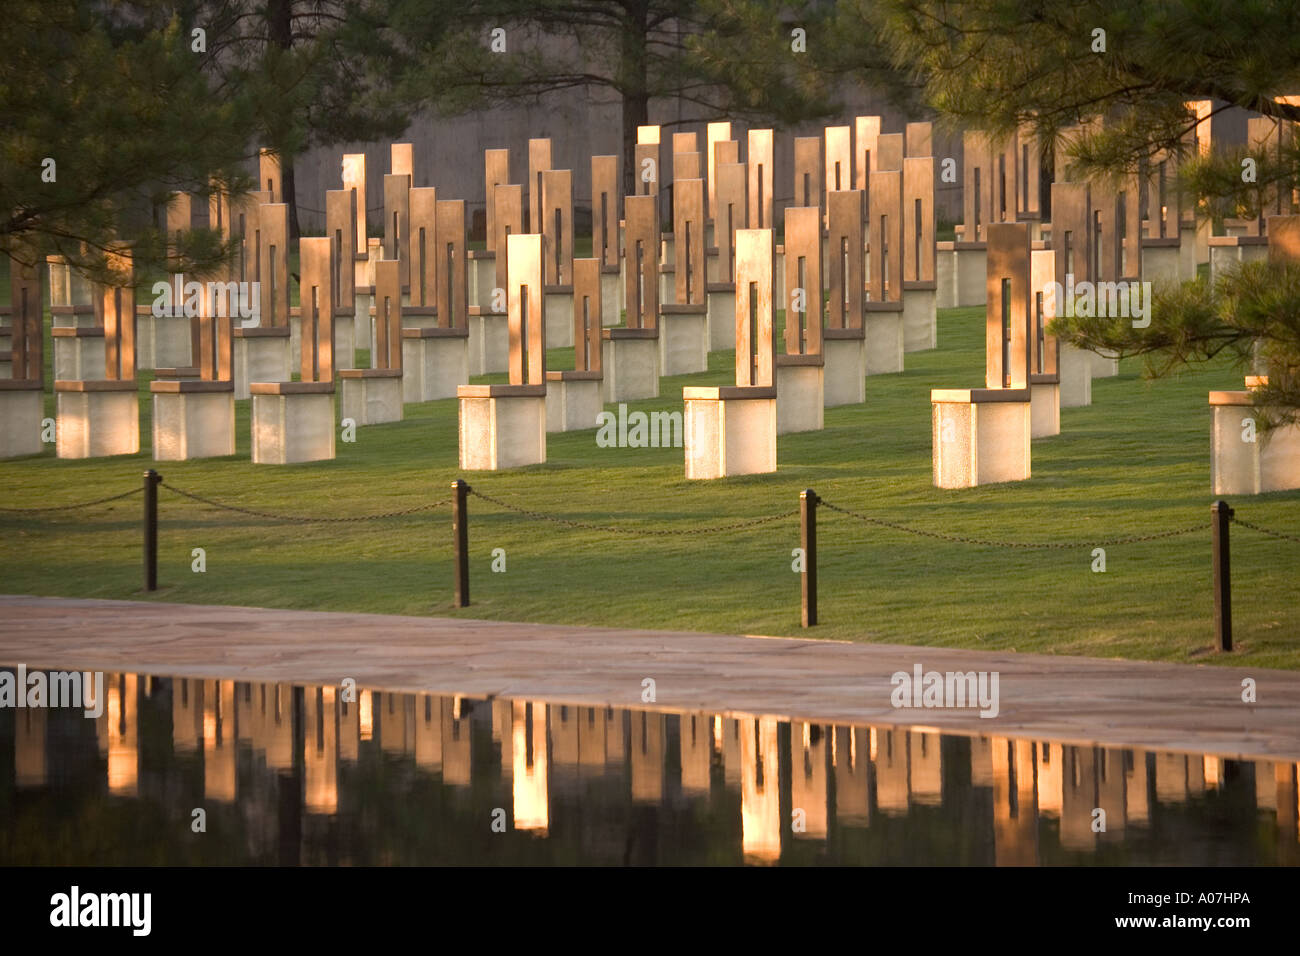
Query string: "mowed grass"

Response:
xmin=2 ymin=304 xmax=1298 ymax=669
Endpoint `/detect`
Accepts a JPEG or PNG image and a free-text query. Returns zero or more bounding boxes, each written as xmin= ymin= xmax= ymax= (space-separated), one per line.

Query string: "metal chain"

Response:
xmin=296 ymin=202 xmax=386 ymax=215
xmin=0 ymin=487 xmax=142 ymax=513
xmin=819 ymin=499 xmax=1204 ymax=549
xmin=1231 ymin=516 xmax=1300 ymax=544
xmin=468 ymin=488 xmax=797 ymax=536
xmin=12 ymin=481 xmax=1290 ymax=555
xmin=162 ymin=482 xmax=448 ymax=523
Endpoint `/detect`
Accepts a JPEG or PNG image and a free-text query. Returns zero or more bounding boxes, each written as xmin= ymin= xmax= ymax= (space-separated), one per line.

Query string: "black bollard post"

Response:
xmin=801 ymin=489 xmax=818 ymax=627
xmin=1212 ymin=500 xmax=1233 ymax=651
xmin=453 ymin=479 xmax=470 ymax=607
xmin=143 ymin=470 xmax=161 ymax=592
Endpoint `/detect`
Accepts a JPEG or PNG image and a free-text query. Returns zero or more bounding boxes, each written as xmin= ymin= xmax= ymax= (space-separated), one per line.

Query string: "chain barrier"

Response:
xmin=468 ymin=487 xmax=797 ymax=536
xmin=5 ymin=478 xmax=1295 ymax=552
xmin=1231 ymin=516 xmax=1300 ymax=544
xmin=818 ymin=499 xmax=1205 ymax=549
xmin=161 ymin=482 xmax=449 ymax=523
xmin=296 ymin=202 xmax=386 ymax=215
xmin=0 ymin=487 xmax=142 ymax=513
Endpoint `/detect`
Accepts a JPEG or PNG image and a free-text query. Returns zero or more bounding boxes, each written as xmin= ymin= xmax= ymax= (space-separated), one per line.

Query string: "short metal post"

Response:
xmin=801 ymin=489 xmax=817 ymax=627
xmin=143 ymin=469 xmax=161 ymax=592
xmin=1212 ymin=500 xmax=1233 ymax=651
xmin=453 ymin=479 xmax=470 ymax=608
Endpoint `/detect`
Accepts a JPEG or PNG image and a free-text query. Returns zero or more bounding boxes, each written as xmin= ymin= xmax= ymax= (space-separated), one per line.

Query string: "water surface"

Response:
xmin=2 ymin=669 xmax=1296 ymax=865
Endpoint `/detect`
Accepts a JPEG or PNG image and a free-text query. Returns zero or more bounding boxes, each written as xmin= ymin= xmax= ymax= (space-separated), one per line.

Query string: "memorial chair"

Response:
xmin=54 ymin=245 xmax=139 ymax=459
xmin=1208 ymin=215 xmax=1300 ymax=494
xmin=249 ymin=236 xmax=337 ymax=463
xmin=232 ymin=193 xmax=292 ymax=398
xmin=683 ymin=228 xmax=779 ymax=479
xmin=705 ymin=153 xmax=744 ymax=352
xmin=1049 ymin=182 xmax=1108 ymax=399
xmin=467 ymin=183 xmax=520 ymax=376
xmin=137 ymin=192 xmax=197 ymax=371
xmin=823 ymin=189 xmax=867 ymax=407
xmin=930 ymin=222 xmax=1034 ymax=487
xmin=602 ymin=194 xmax=661 ymax=402
xmin=457 ymin=233 xmax=547 ymax=469
xmin=341 ymin=152 xmax=371 ymax=329
xmin=705 ymin=121 xmax=732 ymax=245
xmin=0 ymin=250 xmax=45 ymax=458
xmin=340 ymin=256 xmax=405 ymax=425
xmin=150 ymin=279 xmax=236 ymax=460
xmin=401 ymin=196 xmax=470 ymax=402
xmin=776 ymin=206 xmax=824 ymax=433
xmin=591 ymin=154 xmax=622 ymax=326
xmin=659 ymin=173 xmax=709 ymax=375
xmin=541 ymin=168 xmax=575 ymax=348
xmin=865 ymin=167 xmax=905 ymax=375
xmin=902 ymin=155 xmax=939 ymax=352
xmin=48 ymin=252 xmax=103 ymax=383
xmin=545 ymin=257 xmax=604 ymax=432
xmin=468 ymin=147 xmax=510 ymax=313
xmin=939 ymin=130 xmax=995 ymax=310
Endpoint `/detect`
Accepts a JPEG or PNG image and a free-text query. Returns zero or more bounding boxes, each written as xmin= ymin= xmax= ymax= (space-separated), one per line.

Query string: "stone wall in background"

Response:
xmin=278 ymin=87 xmax=1252 ymax=239
xmin=286 ymin=83 xmax=959 ymax=238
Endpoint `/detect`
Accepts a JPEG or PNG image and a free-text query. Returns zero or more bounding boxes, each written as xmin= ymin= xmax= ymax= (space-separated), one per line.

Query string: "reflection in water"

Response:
xmin=1 ymin=669 xmax=1298 ymax=866
xmin=741 ymin=716 xmax=779 ymax=863
xmin=105 ymin=673 xmax=138 ymax=796
xmin=513 ymin=700 xmax=548 ymax=834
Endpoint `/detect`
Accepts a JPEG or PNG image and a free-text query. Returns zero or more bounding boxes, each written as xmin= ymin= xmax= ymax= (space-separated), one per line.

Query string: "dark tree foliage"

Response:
xmin=865 ymin=0 xmax=1300 ymax=421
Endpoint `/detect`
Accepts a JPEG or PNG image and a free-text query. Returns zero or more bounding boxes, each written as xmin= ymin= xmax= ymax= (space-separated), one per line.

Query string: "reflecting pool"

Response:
xmin=1 ymin=669 xmax=1297 ymax=865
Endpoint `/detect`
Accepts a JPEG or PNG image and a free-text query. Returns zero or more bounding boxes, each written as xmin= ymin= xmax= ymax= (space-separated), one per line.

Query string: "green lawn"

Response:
xmin=3 ymin=304 xmax=1298 ymax=669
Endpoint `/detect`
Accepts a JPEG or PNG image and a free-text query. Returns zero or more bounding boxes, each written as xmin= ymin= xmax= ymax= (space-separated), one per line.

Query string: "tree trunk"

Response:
xmin=267 ymin=0 xmax=301 ymax=240
xmin=622 ymin=90 xmax=648 ymax=200
xmin=281 ymin=162 xmax=301 ymax=240
xmin=620 ymin=0 xmax=649 ymax=200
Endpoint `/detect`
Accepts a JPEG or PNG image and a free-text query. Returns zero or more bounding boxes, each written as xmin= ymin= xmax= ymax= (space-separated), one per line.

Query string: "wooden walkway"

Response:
xmin=2 ymin=595 xmax=1298 ymax=760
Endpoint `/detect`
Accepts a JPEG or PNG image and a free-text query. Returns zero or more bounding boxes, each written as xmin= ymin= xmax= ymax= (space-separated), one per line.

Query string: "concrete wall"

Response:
xmin=287 ymin=83 xmax=962 ymax=238
xmin=284 ymin=92 xmax=1250 ymax=240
